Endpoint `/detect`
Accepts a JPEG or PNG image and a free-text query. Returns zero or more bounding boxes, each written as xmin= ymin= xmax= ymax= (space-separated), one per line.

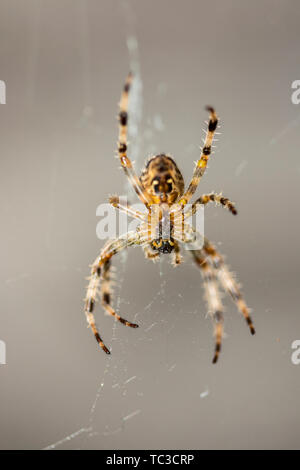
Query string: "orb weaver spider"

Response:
xmin=84 ymin=73 xmax=255 ymax=364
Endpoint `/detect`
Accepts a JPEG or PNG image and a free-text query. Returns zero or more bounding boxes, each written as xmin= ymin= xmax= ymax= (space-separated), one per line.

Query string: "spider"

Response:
xmin=84 ymin=73 xmax=255 ymax=364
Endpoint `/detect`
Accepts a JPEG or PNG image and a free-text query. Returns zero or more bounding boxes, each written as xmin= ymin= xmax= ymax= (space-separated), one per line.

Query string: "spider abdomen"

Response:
xmin=140 ymin=154 xmax=184 ymax=204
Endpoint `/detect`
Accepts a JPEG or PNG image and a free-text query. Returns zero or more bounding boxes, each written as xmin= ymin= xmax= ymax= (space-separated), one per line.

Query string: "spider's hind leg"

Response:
xmin=109 ymin=195 xmax=145 ymax=222
xmin=117 ymin=74 xmax=152 ymax=207
xmin=182 ymin=193 xmax=237 ymax=219
xmin=178 ymin=106 xmax=219 ymax=206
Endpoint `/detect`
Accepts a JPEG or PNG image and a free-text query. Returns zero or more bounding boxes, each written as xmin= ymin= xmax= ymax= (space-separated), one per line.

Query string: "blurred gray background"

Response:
xmin=1 ymin=0 xmax=300 ymax=450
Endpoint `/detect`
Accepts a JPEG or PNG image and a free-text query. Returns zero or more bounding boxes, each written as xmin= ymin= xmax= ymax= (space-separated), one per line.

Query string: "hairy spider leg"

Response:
xmin=191 ymin=249 xmax=224 ymax=363
xmin=118 ymin=73 xmax=153 ymax=207
xmin=178 ymin=107 xmax=218 ymax=206
xmin=85 ymin=231 xmax=147 ymax=353
xmin=203 ymin=238 xmax=255 ymax=335
xmin=179 ymin=193 xmax=237 ymax=220
xmin=143 ymin=243 xmax=160 ymax=261
xmin=109 ymin=195 xmax=146 ymax=222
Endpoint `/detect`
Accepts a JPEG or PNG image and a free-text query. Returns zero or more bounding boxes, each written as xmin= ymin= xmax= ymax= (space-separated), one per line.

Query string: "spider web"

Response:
xmin=6 ymin=0 xmax=299 ymax=452
xmin=43 ymin=4 xmax=179 ymax=451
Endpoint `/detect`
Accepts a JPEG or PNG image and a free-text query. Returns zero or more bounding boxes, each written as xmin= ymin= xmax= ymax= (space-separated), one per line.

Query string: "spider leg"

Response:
xmin=85 ymin=268 xmax=110 ymax=354
xmin=85 ymin=230 xmax=147 ymax=353
xmin=191 ymin=249 xmax=224 ymax=364
xmin=143 ymin=243 xmax=160 ymax=262
xmin=109 ymin=195 xmax=146 ymax=221
xmin=172 ymin=240 xmax=182 ymax=266
xmin=176 ymin=193 xmax=237 ymax=220
xmin=203 ymin=238 xmax=255 ymax=335
xmin=118 ymin=73 xmax=152 ymax=207
xmin=100 ymin=258 xmax=138 ymax=328
xmin=178 ymin=107 xmax=218 ymax=206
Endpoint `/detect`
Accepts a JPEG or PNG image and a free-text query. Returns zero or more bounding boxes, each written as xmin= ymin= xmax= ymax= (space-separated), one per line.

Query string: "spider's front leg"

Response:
xmin=100 ymin=258 xmax=138 ymax=328
xmin=143 ymin=244 xmax=160 ymax=262
xmin=203 ymin=238 xmax=255 ymax=335
xmin=172 ymin=240 xmax=182 ymax=266
xmin=191 ymin=249 xmax=224 ymax=363
xmin=85 ymin=231 xmax=146 ymax=354
xmin=182 ymin=224 xmax=255 ymax=336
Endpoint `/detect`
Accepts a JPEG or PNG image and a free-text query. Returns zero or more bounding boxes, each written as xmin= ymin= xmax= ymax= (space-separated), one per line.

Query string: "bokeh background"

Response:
xmin=1 ymin=0 xmax=300 ymax=450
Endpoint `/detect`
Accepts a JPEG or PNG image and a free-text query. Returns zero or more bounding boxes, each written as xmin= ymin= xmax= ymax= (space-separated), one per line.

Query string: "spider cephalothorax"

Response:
xmin=151 ymin=238 xmax=175 ymax=254
xmin=84 ymin=73 xmax=255 ymax=364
